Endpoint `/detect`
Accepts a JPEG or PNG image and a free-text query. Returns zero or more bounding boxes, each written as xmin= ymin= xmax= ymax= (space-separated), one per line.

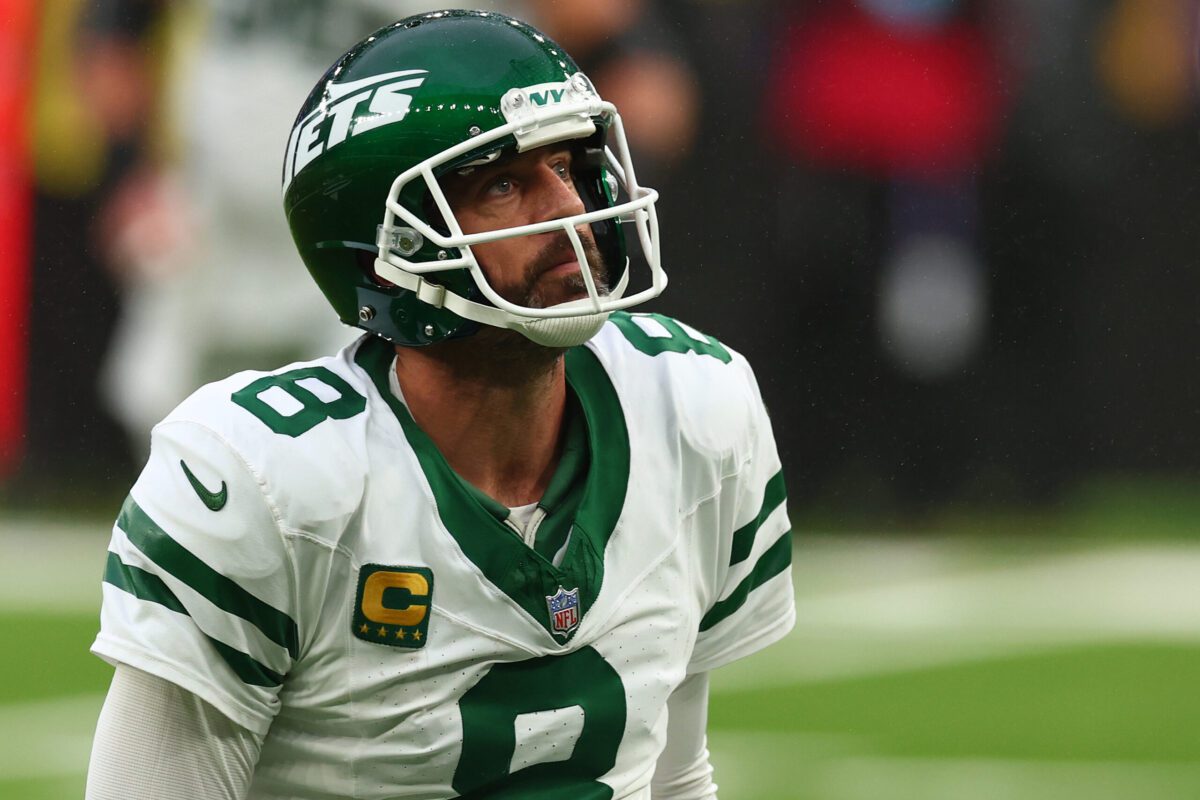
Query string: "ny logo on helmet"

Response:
xmin=283 ymin=69 xmax=429 ymax=191
xmin=529 ymin=88 xmax=566 ymax=106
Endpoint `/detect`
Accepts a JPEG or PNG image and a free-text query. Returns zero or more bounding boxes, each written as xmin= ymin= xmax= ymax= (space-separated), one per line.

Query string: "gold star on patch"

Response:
xmin=377 ymin=626 xmax=388 ymax=637
xmin=359 ymin=624 xmax=369 ymax=634
xmin=394 ymin=629 xmax=406 ymax=640
xmin=412 ymin=630 xmax=422 ymax=641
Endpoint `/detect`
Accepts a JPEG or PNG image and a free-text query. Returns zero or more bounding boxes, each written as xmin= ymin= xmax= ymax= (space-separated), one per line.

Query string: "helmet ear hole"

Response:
xmin=355 ymin=248 xmax=394 ymax=289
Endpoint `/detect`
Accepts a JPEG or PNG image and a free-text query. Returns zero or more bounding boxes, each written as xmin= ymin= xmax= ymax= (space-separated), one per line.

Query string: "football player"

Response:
xmin=86 ymin=10 xmax=794 ymax=799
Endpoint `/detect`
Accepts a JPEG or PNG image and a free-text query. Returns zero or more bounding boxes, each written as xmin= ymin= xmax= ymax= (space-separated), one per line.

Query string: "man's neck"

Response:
xmin=393 ymin=330 xmax=568 ymax=507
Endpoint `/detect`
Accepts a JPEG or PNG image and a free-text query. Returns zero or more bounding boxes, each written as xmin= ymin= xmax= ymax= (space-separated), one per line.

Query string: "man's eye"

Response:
xmin=552 ymin=161 xmax=570 ymax=179
xmin=487 ymin=178 xmax=513 ymax=196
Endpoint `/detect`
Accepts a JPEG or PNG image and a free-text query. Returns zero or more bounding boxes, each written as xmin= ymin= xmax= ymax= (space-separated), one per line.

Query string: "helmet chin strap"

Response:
xmin=373 ymin=257 xmax=626 ymax=348
xmin=512 ymin=311 xmax=610 ymax=348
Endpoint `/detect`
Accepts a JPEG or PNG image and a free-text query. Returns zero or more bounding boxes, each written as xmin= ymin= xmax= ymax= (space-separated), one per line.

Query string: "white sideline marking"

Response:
xmin=0 ymin=693 xmax=105 ymax=779
xmin=710 ymin=731 xmax=1200 ymax=800
xmin=813 ymin=756 xmax=1200 ymax=800
xmin=714 ymin=542 xmax=1200 ymax=692
xmin=793 ymin=545 xmax=1200 ymax=636
xmin=0 ymin=520 xmax=109 ymax=613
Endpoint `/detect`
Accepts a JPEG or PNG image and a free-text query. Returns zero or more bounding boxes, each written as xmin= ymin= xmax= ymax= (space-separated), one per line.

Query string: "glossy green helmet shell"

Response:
xmin=282 ymin=10 xmax=665 ymax=347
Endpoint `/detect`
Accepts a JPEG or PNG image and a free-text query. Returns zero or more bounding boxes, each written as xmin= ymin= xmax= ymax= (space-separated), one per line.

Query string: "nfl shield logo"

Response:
xmin=546 ymin=586 xmax=580 ymax=637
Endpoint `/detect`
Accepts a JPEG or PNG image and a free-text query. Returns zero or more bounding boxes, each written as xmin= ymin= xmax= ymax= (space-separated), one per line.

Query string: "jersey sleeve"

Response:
xmin=91 ymin=419 xmax=300 ymax=736
xmin=687 ymin=356 xmax=795 ymax=674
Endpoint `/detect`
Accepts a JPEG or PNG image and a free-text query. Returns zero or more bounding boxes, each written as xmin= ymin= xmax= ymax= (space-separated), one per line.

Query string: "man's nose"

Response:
xmin=532 ymin=164 xmax=585 ymax=223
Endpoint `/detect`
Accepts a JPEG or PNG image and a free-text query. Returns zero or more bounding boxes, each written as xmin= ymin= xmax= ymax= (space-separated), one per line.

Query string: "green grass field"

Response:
xmin=1 ymin=514 xmax=1197 ymax=799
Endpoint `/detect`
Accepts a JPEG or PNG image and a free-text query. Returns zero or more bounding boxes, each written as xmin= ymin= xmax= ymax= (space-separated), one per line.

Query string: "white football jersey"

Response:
xmin=93 ymin=314 xmax=794 ymax=799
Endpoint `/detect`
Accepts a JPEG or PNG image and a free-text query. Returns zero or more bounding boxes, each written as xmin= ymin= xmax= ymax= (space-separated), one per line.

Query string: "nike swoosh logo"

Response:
xmin=180 ymin=460 xmax=228 ymax=511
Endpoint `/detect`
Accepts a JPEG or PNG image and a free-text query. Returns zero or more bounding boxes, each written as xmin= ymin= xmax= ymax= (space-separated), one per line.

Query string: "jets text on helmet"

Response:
xmin=283 ymin=70 xmax=428 ymax=191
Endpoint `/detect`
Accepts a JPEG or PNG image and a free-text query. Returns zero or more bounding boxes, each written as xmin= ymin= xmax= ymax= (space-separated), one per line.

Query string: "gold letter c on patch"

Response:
xmin=361 ymin=571 xmax=429 ymax=627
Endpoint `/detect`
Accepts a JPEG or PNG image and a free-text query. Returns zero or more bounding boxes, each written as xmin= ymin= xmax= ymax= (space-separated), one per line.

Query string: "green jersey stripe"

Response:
xmin=207 ymin=637 xmax=285 ymax=687
xmin=104 ymin=552 xmax=285 ymax=687
xmin=698 ymin=530 xmax=793 ymax=633
xmin=729 ymin=469 xmax=787 ymax=566
xmin=104 ymin=550 xmax=186 ymax=615
xmin=116 ymin=496 xmax=300 ymax=659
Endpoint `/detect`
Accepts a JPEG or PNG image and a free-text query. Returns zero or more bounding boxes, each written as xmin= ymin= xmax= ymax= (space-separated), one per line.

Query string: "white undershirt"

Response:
xmin=506 ymin=500 xmax=540 ymax=533
xmin=86 ymin=664 xmax=262 ymax=800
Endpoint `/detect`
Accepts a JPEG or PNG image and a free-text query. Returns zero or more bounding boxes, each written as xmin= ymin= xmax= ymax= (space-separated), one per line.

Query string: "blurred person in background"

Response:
xmin=756 ymin=0 xmax=1200 ymax=514
xmin=990 ymin=0 xmax=1200 ymax=479
xmin=13 ymin=0 xmax=158 ymax=501
xmin=93 ymin=0 xmax=481 ymax=457
xmin=759 ymin=0 xmax=1014 ymax=511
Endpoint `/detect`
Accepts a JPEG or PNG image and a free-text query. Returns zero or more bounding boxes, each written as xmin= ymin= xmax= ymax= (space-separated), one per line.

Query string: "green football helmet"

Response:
xmin=282 ymin=9 xmax=665 ymax=348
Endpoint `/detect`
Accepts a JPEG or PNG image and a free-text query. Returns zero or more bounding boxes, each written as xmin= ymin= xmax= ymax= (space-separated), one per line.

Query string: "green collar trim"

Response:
xmin=462 ymin=481 xmax=511 ymax=522
xmin=538 ymin=396 xmax=588 ymax=513
xmin=355 ymin=337 xmax=629 ymax=642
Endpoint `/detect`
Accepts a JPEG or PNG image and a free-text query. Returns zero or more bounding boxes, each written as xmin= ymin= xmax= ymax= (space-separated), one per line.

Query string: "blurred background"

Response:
xmin=1 ymin=0 xmax=1198 ymax=798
